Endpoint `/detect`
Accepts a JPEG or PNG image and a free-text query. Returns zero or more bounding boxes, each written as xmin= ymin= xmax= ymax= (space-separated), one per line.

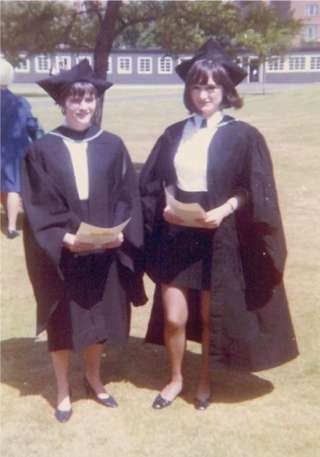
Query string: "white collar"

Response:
xmin=192 ymin=111 xmax=224 ymax=129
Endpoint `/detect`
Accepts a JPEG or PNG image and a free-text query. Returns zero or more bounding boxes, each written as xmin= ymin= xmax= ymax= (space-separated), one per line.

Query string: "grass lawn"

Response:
xmin=1 ymin=84 xmax=320 ymax=457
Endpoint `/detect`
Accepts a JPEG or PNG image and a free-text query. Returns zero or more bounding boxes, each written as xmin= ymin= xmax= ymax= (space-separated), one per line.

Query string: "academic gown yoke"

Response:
xmin=139 ymin=116 xmax=298 ymax=372
xmin=21 ymin=125 xmax=147 ymax=349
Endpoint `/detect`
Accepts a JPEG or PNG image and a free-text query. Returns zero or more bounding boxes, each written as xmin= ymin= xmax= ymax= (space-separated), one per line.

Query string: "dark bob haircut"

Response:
xmin=184 ymin=59 xmax=243 ymax=113
xmin=58 ymin=81 xmax=98 ymax=107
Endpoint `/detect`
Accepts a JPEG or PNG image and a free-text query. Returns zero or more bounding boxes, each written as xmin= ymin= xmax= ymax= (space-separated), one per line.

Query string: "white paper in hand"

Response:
xmin=165 ymin=186 xmax=206 ymax=227
xmin=75 ymin=218 xmax=131 ymax=246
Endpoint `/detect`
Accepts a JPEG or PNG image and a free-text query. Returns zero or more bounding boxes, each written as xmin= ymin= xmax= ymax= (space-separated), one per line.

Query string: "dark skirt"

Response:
xmin=46 ymin=249 xmax=119 ymax=352
xmin=46 ymin=200 xmax=130 ymax=352
xmin=157 ymin=187 xmax=213 ymax=290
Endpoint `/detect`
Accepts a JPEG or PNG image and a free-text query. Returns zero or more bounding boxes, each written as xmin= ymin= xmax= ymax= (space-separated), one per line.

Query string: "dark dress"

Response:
xmin=1 ymin=88 xmax=41 ymax=192
xmin=21 ymin=124 xmax=147 ymax=351
xmin=139 ymin=115 xmax=299 ymax=372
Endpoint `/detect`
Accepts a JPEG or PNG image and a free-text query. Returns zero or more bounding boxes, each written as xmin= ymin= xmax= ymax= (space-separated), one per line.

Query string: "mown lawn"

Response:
xmin=1 ymin=84 xmax=319 ymax=457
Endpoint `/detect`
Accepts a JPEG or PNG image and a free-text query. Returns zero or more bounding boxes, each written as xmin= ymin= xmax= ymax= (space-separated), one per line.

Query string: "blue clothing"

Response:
xmin=1 ymin=89 xmax=42 ymax=192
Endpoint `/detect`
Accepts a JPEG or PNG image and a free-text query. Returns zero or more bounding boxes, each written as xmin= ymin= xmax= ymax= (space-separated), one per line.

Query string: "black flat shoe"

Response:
xmin=84 ymin=377 xmax=118 ymax=408
xmin=152 ymin=393 xmax=173 ymax=410
xmin=194 ymin=397 xmax=210 ymax=411
xmin=7 ymin=229 xmax=19 ymax=239
xmin=54 ymin=408 xmax=73 ymax=423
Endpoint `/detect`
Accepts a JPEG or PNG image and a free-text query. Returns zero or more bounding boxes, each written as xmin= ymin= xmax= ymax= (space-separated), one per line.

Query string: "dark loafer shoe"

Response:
xmin=194 ymin=397 xmax=210 ymax=411
xmin=95 ymin=394 xmax=118 ymax=408
xmin=54 ymin=408 xmax=73 ymax=423
xmin=7 ymin=229 xmax=19 ymax=239
xmin=84 ymin=377 xmax=118 ymax=408
xmin=152 ymin=393 xmax=173 ymax=409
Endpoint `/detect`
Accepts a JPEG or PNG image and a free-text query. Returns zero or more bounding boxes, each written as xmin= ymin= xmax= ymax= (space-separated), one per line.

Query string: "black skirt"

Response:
xmin=157 ymin=187 xmax=213 ymax=290
xmin=46 ymin=200 xmax=130 ymax=352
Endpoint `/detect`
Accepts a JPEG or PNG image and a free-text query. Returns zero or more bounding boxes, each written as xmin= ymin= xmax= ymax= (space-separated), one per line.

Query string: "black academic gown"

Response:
xmin=21 ymin=124 xmax=147 ymax=351
xmin=139 ymin=115 xmax=298 ymax=372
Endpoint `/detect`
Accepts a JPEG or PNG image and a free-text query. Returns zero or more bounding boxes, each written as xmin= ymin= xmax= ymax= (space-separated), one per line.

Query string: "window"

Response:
xmin=35 ymin=55 xmax=51 ymax=73
xmin=75 ymin=55 xmax=93 ymax=66
xmin=138 ymin=57 xmax=152 ymax=74
xmin=15 ymin=56 xmax=30 ymax=73
xmin=107 ymin=56 xmax=112 ymax=74
xmin=289 ymin=56 xmax=306 ymax=71
xmin=267 ymin=57 xmax=285 ymax=72
xmin=310 ymin=56 xmax=320 ymax=70
xmin=305 ymin=24 xmax=318 ymax=41
xmin=55 ymin=55 xmax=72 ymax=71
xmin=117 ymin=57 xmax=132 ymax=74
xmin=306 ymin=4 xmax=319 ymax=16
xmin=158 ymin=56 xmax=173 ymax=74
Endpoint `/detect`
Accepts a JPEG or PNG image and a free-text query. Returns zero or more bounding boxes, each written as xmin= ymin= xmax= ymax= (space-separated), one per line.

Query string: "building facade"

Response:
xmin=272 ymin=0 xmax=320 ymax=46
xmin=12 ymin=47 xmax=320 ymax=86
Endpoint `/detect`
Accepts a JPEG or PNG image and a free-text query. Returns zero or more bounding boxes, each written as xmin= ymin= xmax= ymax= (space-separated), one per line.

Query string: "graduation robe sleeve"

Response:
xmin=21 ymin=143 xmax=81 ymax=270
xmin=113 ymin=141 xmax=147 ymax=306
xmin=237 ymin=126 xmax=287 ymax=309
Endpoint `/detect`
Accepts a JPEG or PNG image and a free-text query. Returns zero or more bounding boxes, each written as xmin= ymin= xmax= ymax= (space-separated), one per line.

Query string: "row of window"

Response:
xmin=267 ymin=55 xmax=320 ymax=71
xmin=14 ymin=53 xmax=320 ymax=76
xmin=15 ymin=54 xmax=176 ymax=75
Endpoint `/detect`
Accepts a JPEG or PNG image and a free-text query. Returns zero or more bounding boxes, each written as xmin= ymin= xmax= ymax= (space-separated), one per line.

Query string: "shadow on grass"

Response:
xmin=1 ymin=336 xmax=273 ymax=408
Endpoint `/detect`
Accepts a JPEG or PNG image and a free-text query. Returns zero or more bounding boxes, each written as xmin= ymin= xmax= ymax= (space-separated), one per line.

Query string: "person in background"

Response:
xmin=0 ymin=57 xmax=43 ymax=238
xmin=140 ymin=38 xmax=298 ymax=411
xmin=21 ymin=59 xmax=146 ymax=423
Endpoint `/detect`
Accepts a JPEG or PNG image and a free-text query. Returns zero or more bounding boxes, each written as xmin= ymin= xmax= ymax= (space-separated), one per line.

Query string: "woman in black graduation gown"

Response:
xmin=139 ymin=38 xmax=298 ymax=411
xmin=21 ymin=60 xmax=146 ymax=422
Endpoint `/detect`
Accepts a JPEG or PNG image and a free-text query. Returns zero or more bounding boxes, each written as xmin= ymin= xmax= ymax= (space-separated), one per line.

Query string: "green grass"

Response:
xmin=1 ymin=85 xmax=320 ymax=457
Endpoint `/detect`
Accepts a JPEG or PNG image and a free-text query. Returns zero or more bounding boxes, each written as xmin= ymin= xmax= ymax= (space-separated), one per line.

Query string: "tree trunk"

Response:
xmin=93 ymin=0 xmax=122 ymax=126
xmin=261 ymin=59 xmax=266 ymax=95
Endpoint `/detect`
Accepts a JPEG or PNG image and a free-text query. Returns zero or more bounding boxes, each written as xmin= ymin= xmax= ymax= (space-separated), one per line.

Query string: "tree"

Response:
xmin=234 ymin=1 xmax=302 ymax=92
xmin=0 ymin=0 xmax=242 ymax=123
xmin=0 ymin=1 xmax=303 ymax=121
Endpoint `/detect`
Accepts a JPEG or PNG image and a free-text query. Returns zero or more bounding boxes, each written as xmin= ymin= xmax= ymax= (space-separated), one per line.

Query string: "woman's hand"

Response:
xmin=63 ymin=232 xmax=124 ymax=253
xmin=196 ymin=203 xmax=232 ymax=229
xmin=163 ymin=206 xmax=184 ymax=225
xmin=63 ymin=233 xmax=95 ymax=253
xmin=103 ymin=233 xmax=124 ymax=249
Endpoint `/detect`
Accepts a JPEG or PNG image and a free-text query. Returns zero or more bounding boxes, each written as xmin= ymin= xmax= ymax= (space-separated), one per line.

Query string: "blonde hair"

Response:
xmin=0 ymin=58 xmax=14 ymax=86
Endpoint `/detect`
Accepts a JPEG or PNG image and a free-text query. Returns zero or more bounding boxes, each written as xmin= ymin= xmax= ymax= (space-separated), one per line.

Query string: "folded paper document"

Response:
xmin=75 ymin=218 xmax=131 ymax=246
xmin=165 ymin=186 xmax=206 ymax=227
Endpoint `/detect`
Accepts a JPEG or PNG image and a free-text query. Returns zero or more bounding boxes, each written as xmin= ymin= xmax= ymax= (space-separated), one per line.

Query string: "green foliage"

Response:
xmin=140 ymin=1 xmax=234 ymax=54
xmin=1 ymin=0 xmax=302 ymax=66
xmin=235 ymin=2 xmax=302 ymax=59
xmin=1 ymin=1 xmax=74 ymax=65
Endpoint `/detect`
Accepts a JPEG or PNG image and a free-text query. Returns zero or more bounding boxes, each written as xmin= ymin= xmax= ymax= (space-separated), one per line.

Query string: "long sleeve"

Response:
xmin=111 ymin=141 xmax=147 ymax=305
xmin=237 ymin=127 xmax=287 ymax=309
xmin=21 ymin=144 xmax=80 ymax=267
xmin=139 ymin=134 xmax=169 ymax=238
xmin=113 ymin=142 xmax=144 ymax=268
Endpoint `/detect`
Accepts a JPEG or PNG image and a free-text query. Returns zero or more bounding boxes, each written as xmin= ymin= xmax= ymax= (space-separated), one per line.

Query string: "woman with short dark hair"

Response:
xmin=183 ymin=59 xmax=243 ymax=112
xmin=140 ymin=38 xmax=298 ymax=411
xmin=21 ymin=60 xmax=146 ymax=422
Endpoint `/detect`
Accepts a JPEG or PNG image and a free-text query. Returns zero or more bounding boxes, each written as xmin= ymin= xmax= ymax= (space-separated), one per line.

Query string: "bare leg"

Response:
xmin=51 ymin=350 xmax=71 ymax=411
xmin=83 ymin=343 xmax=110 ymax=399
xmin=6 ymin=192 xmax=21 ymax=232
xmin=195 ymin=290 xmax=211 ymax=401
xmin=160 ymin=284 xmax=188 ymax=401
